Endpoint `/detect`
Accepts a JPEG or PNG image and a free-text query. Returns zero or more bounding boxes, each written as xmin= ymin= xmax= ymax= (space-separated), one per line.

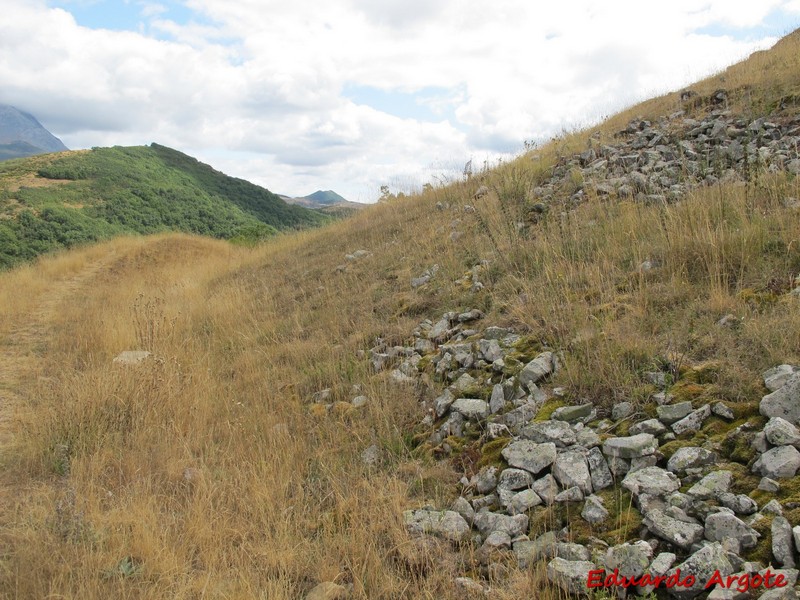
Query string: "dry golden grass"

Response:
xmin=0 ymin=31 xmax=800 ymax=600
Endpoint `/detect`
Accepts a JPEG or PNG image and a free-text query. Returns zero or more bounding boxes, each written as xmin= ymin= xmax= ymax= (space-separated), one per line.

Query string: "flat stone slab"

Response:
xmin=546 ymin=557 xmax=597 ymax=596
xmin=603 ymin=433 xmax=658 ymax=459
xmin=761 ymin=372 xmax=800 ymax=426
xmin=622 ymin=466 xmax=681 ymax=497
xmin=502 ymin=440 xmax=557 ymax=475
xmin=113 ymin=350 xmax=151 ymax=365
xmin=403 ymin=509 xmax=470 ymax=542
xmin=451 ymin=398 xmax=489 ymax=420
xmin=643 ymin=509 xmax=704 ymax=550
xmin=753 ymin=445 xmax=800 ymax=479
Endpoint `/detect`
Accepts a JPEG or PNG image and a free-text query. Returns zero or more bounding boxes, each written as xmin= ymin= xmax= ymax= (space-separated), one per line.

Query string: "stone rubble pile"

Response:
xmin=376 ymin=307 xmax=800 ymax=598
xmin=531 ymin=93 xmax=800 ymax=207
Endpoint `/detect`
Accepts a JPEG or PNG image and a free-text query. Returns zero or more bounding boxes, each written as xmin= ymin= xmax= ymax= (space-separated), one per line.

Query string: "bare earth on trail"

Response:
xmin=0 ymin=249 xmax=118 ymax=505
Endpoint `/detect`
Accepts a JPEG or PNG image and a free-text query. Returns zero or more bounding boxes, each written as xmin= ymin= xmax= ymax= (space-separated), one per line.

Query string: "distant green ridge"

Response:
xmin=0 ymin=143 xmax=330 ymax=269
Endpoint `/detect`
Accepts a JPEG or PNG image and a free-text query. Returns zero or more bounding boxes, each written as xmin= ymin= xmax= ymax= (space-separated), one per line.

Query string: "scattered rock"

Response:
xmin=546 ymin=557 xmax=597 ymax=596
xmin=403 ymin=509 xmax=471 ymax=542
xmin=305 ymin=582 xmax=349 ymax=600
xmin=112 ymin=350 xmax=151 ymax=365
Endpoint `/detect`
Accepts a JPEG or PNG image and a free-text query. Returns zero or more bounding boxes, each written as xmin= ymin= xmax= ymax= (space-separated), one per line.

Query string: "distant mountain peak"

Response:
xmin=0 ymin=104 xmax=68 ymax=161
xmin=303 ymin=190 xmax=349 ymax=205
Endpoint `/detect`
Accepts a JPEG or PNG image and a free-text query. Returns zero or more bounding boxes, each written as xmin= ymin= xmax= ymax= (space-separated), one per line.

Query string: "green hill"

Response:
xmin=0 ymin=143 xmax=329 ymax=268
xmin=304 ymin=189 xmax=348 ymax=205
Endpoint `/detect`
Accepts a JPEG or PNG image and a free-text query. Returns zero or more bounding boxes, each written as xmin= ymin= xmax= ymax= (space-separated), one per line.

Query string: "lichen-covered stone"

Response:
xmin=656 ymin=401 xmax=693 ymax=425
xmin=704 ymin=511 xmax=759 ymax=549
xmin=552 ymin=449 xmax=592 ymax=494
xmin=623 ymin=466 xmax=681 ymax=497
xmin=403 ymin=509 xmax=471 ymax=542
xmin=587 ymin=446 xmax=614 ymax=491
xmin=582 ymin=494 xmax=610 ymax=523
xmin=665 ymin=543 xmax=733 ymax=599
xmin=761 ymin=372 xmax=800 ymax=426
xmin=642 ymin=509 xmax=704 ymax=549
xmin=501 ymin=440 xmax=557 ymax=475
xmin=603 ymin=433 xmax=658 ymax=459
xmin=546 ymin=557 xmax=597 ymax=596
xmin=667 ymin=447 xmax=717 ymax=472
xmin=671 ymin=404 xmax=711 ymax=435
xmin=753 ymin=445 xmax=800 ymax=478
xmin=519 ymin=420 xmax=576 ymax=447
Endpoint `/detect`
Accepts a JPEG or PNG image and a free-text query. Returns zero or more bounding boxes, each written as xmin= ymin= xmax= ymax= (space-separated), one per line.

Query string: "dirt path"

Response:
xmin=0 ymin=250 xmax=119 ymax=495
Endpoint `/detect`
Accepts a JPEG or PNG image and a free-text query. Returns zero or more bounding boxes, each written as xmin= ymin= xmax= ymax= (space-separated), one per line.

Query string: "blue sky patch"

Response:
xmin=694 ymin=7 xmax=800 ymax=40
xmin=343 ymin=83 xmax=463 ymax=125
xmin=48 ymin=0 xmax=197 ymax=35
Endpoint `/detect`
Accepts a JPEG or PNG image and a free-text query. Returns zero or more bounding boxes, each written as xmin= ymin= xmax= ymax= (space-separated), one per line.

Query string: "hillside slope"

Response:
xmin=0 ymin=29 xmax=799 ymax=600
xmin=0 ymin=143 xmax=329 ymax=268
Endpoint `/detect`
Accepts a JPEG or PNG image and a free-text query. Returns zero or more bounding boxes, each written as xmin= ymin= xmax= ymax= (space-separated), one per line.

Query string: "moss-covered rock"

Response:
xmin=533 ymin=399 xmax=567 ymax=423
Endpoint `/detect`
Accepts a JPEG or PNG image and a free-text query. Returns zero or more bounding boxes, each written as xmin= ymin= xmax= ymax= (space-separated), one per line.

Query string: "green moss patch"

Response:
xmin=533 ymin=399 xmax=567 ymax=423
xmin=477 ymin=437 xmax=511 ymax=469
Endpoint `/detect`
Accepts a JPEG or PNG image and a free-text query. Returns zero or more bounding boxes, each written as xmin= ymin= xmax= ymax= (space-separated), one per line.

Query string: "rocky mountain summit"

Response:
xmin=0 ymin=103 xmax=68 ymax=160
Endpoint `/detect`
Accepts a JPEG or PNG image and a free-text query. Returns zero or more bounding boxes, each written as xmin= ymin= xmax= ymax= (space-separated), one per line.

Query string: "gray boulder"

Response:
xmin=665 ymin=543 xmax=733 ymax=598
xmin=532 ymin=474 xmax=559 ymax=505
xmin=753 ymin=445 xmax=800 ymax=478
xmin=704 ymin=511 xmax=759 ymax=549
xmin=552 ymin=449 xmax=592 ymax=494
xmin=498 ymin=468 xmax=534 ymax=491
xmin=508 ymin=489 xmax=542 ymax=515
xmin=452 ymin=398 xmax=489 ymax=420
xmin=643 ymin=509 xmax=705 ymax=549
xmin=403 ymin=509 xmax=471 ymax=542
xmin=514 ymin=530 xmax=558 ymax=568
xmin=622 ymin=466 xmax=681 ymax=497
xmin=667 ymin=447 xmax=717 ymax=472
xmin=517 ymin=352 xmax=556 ymax=389
xmin=582 ymin=494 xmax=610 ymax=523
xmin=764 ymin=365 xmax=800 ymax=392
xmin=605 ymin=540 xmax=653 ymax=579
xmin=657 ymin=401 xmax=693 ymax=425
xmin=472 ymin=467 xmax=498 ymax=494
xmin=718 ymin=492 xmax=758 ymax=515
xmin=587 ymin=447 xmax=614 ymax=491
xmin=520 ymin=420 xmax=576 ymax=447
xmin=546 ymin=558 xmax=598 ymax=596
xmin=671 ymin=404 xmax=711 ymax=435
xmin=472 ymin=511 xmax=528 ymax=538
xmin=502 ymin=441 xmax=557 ymax=475
xmin=773 ymin=516 xmax=796 ymax=568
xmin=630 ymin=418 xmax=668 ymax=437
xmin=686 ymin=471 xmax=732 ymax=500
xmin=603 ymin=433 xmax=658 ymax=459
xmin=555 ymin=486 xmax=585 ymax=503
xmin=761 ymin=373 xmax=800 ymax=426
xmin=489 ymin=384 xmax=505 ymax=414
xmin=612 ymin=401 xmax=634 ymax=420
xmin=433 ymin=389 xmax=456 ymax=418
xmin=551 ymin=404 xmax=594 ymax=422
xmin=765 ymin=417 xmax=800 ymax=447
xmin=556 ymin=542 xmax=592 ymax=562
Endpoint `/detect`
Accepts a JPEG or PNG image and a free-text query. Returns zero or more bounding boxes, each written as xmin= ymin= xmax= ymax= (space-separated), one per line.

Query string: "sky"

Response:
xmin=1 ymin=1 xmax=799 ymax=202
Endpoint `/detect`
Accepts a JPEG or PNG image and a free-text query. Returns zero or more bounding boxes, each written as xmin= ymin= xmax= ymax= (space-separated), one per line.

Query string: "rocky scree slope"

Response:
xmin=530 ymin=92 xmax=800 ymax=210
xmin=314 ymin=89 xmax=800 ymax=599
xmin=371 ymin=311 xmax=800 ymax=599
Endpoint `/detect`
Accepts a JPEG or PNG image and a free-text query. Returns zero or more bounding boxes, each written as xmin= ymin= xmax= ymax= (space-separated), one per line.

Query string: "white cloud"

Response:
xmin=1 ymin=0 xmax=798 ymax=201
